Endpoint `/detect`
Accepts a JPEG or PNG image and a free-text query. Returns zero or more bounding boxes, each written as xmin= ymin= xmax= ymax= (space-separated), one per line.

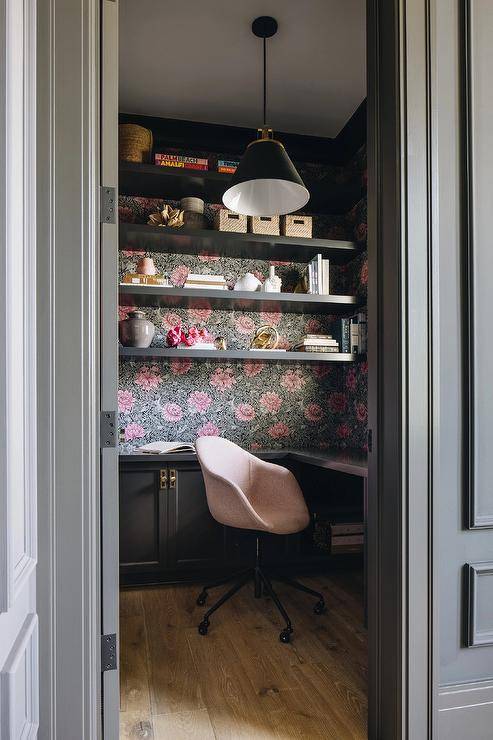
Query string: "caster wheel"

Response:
xmin=314 ymin=600 xmax=326 ymax=615
xmin=198 ymin=619 xmax=209 ymax=636
xmin=196 ymin=591 xmax=207 ymax=606
xmin=279 ymin=629 xmax=291 ymax=644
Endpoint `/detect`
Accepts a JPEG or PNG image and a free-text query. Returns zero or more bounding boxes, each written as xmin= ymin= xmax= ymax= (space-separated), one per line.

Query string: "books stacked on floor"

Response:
xmin=293 ymin=334 xmax=340 ymax=353
xmin=154 ymin=153 xmax=209 ymax=171
xmin=313 ymin=519 xmax=364 ymax=554
xmin=340 ymin=311 xmax=367 ymax=354
xmin=183 ymin=273 xmax=228 ymax=290
xmin=307 ymin=254 xmax=330 ymax=295
xmin=217 ymin=158 xmax=239 ymax=174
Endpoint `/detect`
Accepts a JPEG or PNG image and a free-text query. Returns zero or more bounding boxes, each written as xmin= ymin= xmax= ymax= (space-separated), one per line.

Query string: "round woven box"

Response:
xmin=119 ymin=124 xmax=153 ymax=163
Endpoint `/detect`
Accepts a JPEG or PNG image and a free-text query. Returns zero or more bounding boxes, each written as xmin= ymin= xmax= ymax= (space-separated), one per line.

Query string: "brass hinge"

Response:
xmin=169 ymin=469 xmax=176 ymax=489
xmin=159 ymin=469 xmax=168 ymax=489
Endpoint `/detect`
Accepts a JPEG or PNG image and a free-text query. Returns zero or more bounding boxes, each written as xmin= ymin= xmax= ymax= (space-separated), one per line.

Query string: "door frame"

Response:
xmin=35 ymin=0 xmax=436 ymax=737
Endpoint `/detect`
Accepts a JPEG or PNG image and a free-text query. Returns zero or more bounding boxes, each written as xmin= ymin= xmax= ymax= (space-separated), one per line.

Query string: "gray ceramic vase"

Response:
xmin=119 ymin=310 xmax=155 ymax=348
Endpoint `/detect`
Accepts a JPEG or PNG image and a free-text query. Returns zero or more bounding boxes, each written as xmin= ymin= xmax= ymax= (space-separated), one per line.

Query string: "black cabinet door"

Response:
xmin=166 ymin=463 xmax=225 ymax=571
xmin=119 ymin=464 xmax=167 ymax=576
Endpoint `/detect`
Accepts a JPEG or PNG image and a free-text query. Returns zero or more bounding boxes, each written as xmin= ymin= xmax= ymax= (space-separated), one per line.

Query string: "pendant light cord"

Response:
xmin=263 ymin=37 xmax=267 ymax=126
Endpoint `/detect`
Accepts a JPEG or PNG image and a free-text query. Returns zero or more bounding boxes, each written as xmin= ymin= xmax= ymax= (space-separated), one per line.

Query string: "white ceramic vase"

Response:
xmin=234 ymin=272 xmax=262 ymax=292
xmin=262 ymin=265 xmax=282 ymax=293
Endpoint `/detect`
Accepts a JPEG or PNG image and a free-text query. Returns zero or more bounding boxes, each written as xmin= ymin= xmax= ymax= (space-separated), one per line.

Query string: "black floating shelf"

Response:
xmin=119 ymin=347 xmax=357 ymax=363
xmin=119 ymin=161 xmax=364 ymax=215
xmin=119 ymin=223 xmax=359 ymax=264
xmin=119 ymin=285 xmax=360 ymax=315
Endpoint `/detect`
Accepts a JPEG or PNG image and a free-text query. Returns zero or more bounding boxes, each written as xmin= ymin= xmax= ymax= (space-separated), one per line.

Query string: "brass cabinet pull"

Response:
xmin=169 ymin=469 xmax=176 ymax=489
xmin=159 ymin=469 xmax=168 ymax=489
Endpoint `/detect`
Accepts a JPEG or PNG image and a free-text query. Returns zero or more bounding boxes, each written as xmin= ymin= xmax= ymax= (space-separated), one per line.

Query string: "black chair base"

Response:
xmin=196 ymin=537 xmax=326 ymax=643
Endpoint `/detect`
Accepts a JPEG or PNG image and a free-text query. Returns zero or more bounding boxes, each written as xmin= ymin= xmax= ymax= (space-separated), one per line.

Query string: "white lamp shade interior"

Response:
xmin=223 ymin=178 xmax=310 ymax=217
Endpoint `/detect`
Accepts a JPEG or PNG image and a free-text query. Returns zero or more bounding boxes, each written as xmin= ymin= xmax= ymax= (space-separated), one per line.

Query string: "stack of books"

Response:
xmin=217 ymin=159 xmax=239 ymax=174
xmin=293 ymin=334 xmax=340 ymax=353
xmin=307 ymin=254 xmax=330 ymax=295
xmin=154 ymin=153 xmax=209 ymax=171
xmin=183 ymin=273 xmax=228 ymax=290
xmin=340 ymin=311 xmax=367 ymax=354
xmin=313 ymin=519 xmax=364 ymax=554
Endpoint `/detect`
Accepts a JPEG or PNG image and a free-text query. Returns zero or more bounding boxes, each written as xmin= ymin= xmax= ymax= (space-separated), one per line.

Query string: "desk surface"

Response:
xmin=120 ymin=447 xmax=368 ymax=478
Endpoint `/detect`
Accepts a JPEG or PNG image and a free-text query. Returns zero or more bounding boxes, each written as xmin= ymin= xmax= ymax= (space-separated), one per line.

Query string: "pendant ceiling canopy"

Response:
xmin=222 ymin=17 xmax=310 ymax=217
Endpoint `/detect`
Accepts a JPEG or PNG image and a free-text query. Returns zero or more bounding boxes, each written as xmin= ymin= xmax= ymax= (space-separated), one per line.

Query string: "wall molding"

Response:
xmin=0 ymin=613 xmax=39 ymax=738
xmin=464 ymin=562 xmax=493 ymax=647
xmin=438 ymin=679 xmax=493 ymax=737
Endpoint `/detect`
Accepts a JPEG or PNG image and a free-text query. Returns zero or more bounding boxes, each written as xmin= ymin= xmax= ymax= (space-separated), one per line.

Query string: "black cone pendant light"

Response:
xmin=222 ymin=16 xmax=310 ymax=217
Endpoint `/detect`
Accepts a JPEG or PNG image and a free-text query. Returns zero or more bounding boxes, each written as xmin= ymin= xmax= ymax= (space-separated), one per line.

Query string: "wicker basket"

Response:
xmin=281 ymin=214 xmax=312 ymax=238
xmin=248 ymin=215 xmax=280 ymax=235
xmin=119 ymin=124 xmax=153 ymax=163
xmin=214 ymin=208 xmax=247 ymax=233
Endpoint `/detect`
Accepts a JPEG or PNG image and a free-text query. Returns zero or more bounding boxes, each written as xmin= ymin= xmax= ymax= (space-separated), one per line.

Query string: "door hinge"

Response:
xmin=159 ymin=468 xmax=168 ymax=489
xmin=367 ymin=428 xmax=373 ymax=453
xmin=101 ymin=633 xmax=117 ymax=672
xmin=169 ymin=468 xmax=176 ymax=489
xmin=100 ymin=185 xmax=116 ymax=223
xmin=100 ymin=411 xmax=117 ymax=448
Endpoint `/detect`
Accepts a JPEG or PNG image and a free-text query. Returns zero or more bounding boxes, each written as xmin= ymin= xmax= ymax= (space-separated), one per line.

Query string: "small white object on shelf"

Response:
xmin=185 ymin=343 xmax=217 ymax=350
xmin=234 ymin=272 xmax=262 ymax=291
xmin=138 ymin=441 xmax=195 ymax=454
xmin=262 ymin=265 xmax=282 ymax=293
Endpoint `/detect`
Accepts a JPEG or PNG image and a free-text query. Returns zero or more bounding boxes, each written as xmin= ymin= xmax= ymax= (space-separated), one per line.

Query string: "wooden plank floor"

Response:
xmin=120 ymin=571 xmax=367 ymax=739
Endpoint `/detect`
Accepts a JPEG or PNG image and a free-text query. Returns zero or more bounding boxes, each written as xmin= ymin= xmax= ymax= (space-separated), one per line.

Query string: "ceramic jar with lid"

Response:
xmin=119 ymin=310 xmax=155 ymax=348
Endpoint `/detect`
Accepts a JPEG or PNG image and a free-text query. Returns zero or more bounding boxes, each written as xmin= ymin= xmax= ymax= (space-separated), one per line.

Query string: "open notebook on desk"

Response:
xmin=138 ymin=441 xmax=195 ymax=454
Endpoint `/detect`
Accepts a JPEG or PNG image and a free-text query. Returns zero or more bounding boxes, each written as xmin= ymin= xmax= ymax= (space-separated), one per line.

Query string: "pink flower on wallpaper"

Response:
xmin=235 ymin=315 xmax=255 ymax=335
xmin=260 ymin=392 xmax=282 ymax=414
xmin=210 ymin=367 xmax=236 ymax=392
xmin=276 ymin=336 xmax=292 ymax=350
xmin=162 ymin=312 xmax=182 ymax=329
xmin=360 ymin=259 xmax=368 ymax=285
xmin=356 ymin=222 xmax=368 ymax=244
xmin=268 ymin=422 xmax=291 ymax=439
xmin=187 ymin=301 xmax=212 ymax=323
xmin=235 ymin=403 xmax=256 ymax=422
xmin=304 ymin=318 xmax=322 ymax=334
xmin=280 ymin=369 xmax=306 ymax=392
xmin=162 ymin=403 xmax=183 ymax=422
xmin=253 ymin=270 xmax=265 ymax=284
xmin=134 ymin=365 xmax=162 ymax=391
xmin=188 ymin=391 xmax=212 ymax=413
xmin=250 ymin=442 xmax=261 ymax=451
xmin=170 ymin=264 xmax=189 ymax=287
xmin=121 ymin=249 xmax=145 ymax=258
xmin=346 ymin=368 xmax=357 ymax=391
xmin=118 ymin=389 xmax=134 ymax=413
xmin=356 ymin=402 xmax=368 ymax=423
xmin=269 ymin=260 xmax=291 ymax=267
xmin=124 ymin=422 xmax=145 ymax=442
xmin=304 ymin=403 xmax=324 ymax=423
xmin=336 ymin=423 xmax=351 ymax=439
xmin=170 ymin=357 xmax=192 ymax=375
xmin=198 ymin=251 xmax=220 ymax=262
xmin=328 ymin=392 xmax=347 ymax=414
xmin=313 ymin=363 xmax=332 ymax=379
xmin=118 ymin=206 xmax=135 ymax=223
xmin=197 ymin=421 xmax=220 ymax=437
xmin=360 ymin=360 xmax=368 ymax=374
xmin=118 ymin=305 xmax=132 ymax=322
xmin=243 ymin=361 xmax=264 ymax=377
xmin=259 ymin=310 xmax=281 ymax=326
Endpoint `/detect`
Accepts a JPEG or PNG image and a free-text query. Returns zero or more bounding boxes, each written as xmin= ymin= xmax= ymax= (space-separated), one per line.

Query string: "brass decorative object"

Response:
xmin=147 ymin=204 xmax=184 ymax=228
xmin=214 ymin=336 xmax=227 ymax=350
xmin=250 ymin=325 xmax=279 ymax=350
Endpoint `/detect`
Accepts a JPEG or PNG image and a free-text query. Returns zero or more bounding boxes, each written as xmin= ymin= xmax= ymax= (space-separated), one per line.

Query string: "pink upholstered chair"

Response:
xmin=195 ymin=437 xmax=326 ymax=643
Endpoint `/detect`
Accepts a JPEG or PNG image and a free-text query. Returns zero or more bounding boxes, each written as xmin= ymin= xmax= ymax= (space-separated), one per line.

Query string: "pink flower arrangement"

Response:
xmin=166 ymin=325 xmax=183 ymax=347
xmin=280 ymin=369 xmax=306 ymax=392
xmin=346 ymin=368 xmax=357 ymax=391
xmin=235 ymin=315 xmax=256 ymax=335
xmin=260 ymin=392 xmax=282 ymax=414
xmin=166 ymin=324 xmax=213 ymax=347
xmin=268 ymin=421 xmax=291 ymax=439
xmin=134 ymin=365 xmax=162 ymax=391
xmin=328 ymin=392 xmax=347 ymax=414
xmin=210 ymin=367 xmax=236 ymax=392
xmin=197 ymin=421 xmax=220 ymax=437
xmin=198 ymin=251 xmax=220 ymax=262
xmin=336 ymin=423 xmax=351 ymax=439
xmin=161 ymin=312 xmax=182 ymax=329
xmin=234 ymin=403 xmax=256 ymax=422
xmin=124 ymin=422 xmax=145 ymax=442
xmin=162 ymin=403 xmax=183 ymax=422
xmin=243 ymin=361 xmax=264 ymax=378
xmin=170 ymin=358 xmax=192 ymax=375
xmin=187 ymin=301 xmax=212 ymax=323
xmin=188 ymin=391 xmax=212 ymax=413
xmin=170 ymin=264 xmax=189 ymax=287
xmin=304 ymin=318 xmax=322 ymax=334
xmin=304 ymin=403 xmax=324 ymax=423
xmin=118 ymin=389 xmax=134 ymax=413
xmin=259 ymin=310 xmax=281 ymax=326
xmin=356 ymin=402 xmax=367 ymax=423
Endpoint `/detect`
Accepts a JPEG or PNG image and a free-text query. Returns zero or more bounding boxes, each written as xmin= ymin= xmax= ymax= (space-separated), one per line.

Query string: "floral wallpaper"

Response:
xmin=118 ymin=145 xmax=368 ymax=452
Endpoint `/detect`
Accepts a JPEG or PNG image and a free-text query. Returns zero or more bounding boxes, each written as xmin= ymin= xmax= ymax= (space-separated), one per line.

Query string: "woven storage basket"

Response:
xmin=281 ymin=214 xmax=312 ymax=238
xmin=119 ymin=124 xmax=153 ymax=163
xmin=248 ymin=215 xmax=280 ymax=235
xmin=214 ymin=208 xmax=247 ymax=233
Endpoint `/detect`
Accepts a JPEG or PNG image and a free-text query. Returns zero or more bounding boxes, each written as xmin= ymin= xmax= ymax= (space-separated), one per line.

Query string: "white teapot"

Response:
xmin=234 ymin=272 xmax=262 ymax=292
